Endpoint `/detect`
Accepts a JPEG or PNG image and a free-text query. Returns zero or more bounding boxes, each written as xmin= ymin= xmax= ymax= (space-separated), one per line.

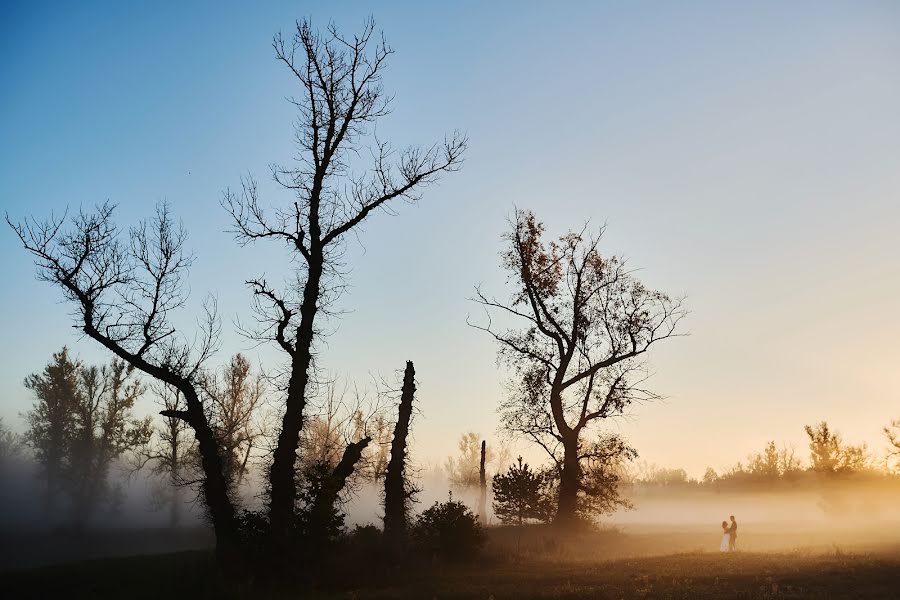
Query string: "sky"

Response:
xmin=1 ymin=1 xmax=899 ymax=478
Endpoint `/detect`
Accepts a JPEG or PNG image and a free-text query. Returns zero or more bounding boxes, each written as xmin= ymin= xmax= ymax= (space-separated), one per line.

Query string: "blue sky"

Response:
xmin=2 ymin=1 xmax=899 ymax=475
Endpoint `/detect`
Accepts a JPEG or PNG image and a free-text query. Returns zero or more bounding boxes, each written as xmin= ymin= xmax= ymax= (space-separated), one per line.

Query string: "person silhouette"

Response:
xmin=728 ymin=515 xmax=737 ymax=552
xmin=719 ymin=521 xmax=730 ymax=552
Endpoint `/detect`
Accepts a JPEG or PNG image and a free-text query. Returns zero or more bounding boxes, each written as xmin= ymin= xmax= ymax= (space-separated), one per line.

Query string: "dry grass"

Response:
xmin=4 ymin=525 xmax=900 ymax=599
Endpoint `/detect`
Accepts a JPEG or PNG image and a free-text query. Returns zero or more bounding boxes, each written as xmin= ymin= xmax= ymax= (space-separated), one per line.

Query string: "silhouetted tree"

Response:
xmin=23 ymin=347 xmax=80 ymax=513
xmin=299 ymin=436 xmax=371 ymax=547
xmin=67 ymin=359 xmax=152 ymax=529
xmin=222 ymin=18 xmax=465 ymax=544
xmin=384 ymin=361 xmax=416 ymax=550
xmin=492 ymin=457 xmax=550 ymax=525
xmin=805 ymin=422 xmax=870 ymax=475
xmin=9 ymin=205 xmax=240 ymax=564
xmin=473 ymin=211 xmax=685 ymax=525
xmin=477 ymin=440 xmax=487 ymax=525
xmin=357 ymin=413 xmax=392 ymax=481
xmin=0 ymin=418 xmax=22 ymax=465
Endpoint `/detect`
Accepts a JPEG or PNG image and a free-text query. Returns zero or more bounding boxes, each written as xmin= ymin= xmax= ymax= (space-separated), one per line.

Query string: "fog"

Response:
xmin=4 ymin=452 xmax=900 ymax=570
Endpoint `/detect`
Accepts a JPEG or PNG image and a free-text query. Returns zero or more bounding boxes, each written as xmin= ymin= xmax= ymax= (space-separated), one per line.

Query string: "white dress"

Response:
xmin=719 ymin=532 xmax=730 ymax=552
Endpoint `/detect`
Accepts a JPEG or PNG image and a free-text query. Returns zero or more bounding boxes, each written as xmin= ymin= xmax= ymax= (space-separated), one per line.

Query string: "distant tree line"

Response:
xmin=618 ymin=420 xmax=900 ymax=493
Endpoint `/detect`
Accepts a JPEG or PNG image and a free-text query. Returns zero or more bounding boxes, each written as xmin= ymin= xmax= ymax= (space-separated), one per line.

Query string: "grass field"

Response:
xmin=4 ymin=546 xmax=900 ymax=599
xmin=4 ymin=522 xmax=900 ymax=599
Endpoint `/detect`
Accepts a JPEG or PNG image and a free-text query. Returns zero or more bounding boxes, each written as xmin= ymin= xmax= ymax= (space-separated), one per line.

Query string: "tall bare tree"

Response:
xmin=222 ymin=18 xmax=465 ymax=539
xmin=472 ymin=210 xmax=685 ymax=525
xmin=8 ymin=204 xmax=240 ymax=563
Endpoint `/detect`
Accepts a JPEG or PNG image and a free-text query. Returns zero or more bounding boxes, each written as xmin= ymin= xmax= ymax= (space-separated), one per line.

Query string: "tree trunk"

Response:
xmin=384 ymin=361 xmax=415 ymax=549
xmin=182 ymin=387 xmax=240 ymax=567
xmin=556 ymin=433 xmax=580 ymax=527
xmin=478 ymin=440 xmax=487 ymax=525
xmin=309 ymin=436 xmax=372 ymax=544
xmin=268 ymin=259 xmax=322 ymax=540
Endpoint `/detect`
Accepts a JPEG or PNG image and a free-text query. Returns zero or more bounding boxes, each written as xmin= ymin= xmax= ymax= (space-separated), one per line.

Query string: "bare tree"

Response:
xmin=222 ymin=18 xmax=465 ymax=541
xmin=472 ymin=210 xmax=685 ymax=525
xmin=8 ymin=204 xmax=240 ymax=563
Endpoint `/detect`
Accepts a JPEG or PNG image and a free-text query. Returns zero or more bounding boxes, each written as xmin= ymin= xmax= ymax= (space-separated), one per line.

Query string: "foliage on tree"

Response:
xmin=492 ymin=457 xmax=551 ymax=525
xmin=472 ymin=210 xmax=684 ymax=525
xmin=413 ymin=494 xmax=486 ymax=560
xmin=543 ymin=433 xmax=636 ymax=520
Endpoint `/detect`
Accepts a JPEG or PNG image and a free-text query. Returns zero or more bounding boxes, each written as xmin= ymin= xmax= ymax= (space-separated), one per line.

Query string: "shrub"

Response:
xmin=413 ymin=494 xmax=485 ymax=560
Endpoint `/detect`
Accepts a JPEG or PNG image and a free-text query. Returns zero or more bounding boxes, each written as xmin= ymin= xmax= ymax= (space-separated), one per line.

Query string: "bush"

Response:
xmin=413 ymin=494 xmax=485 ymax=560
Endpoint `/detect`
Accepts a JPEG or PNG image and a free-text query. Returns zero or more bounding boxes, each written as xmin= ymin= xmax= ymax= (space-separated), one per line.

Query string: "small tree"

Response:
xmin=492 ymin=457 xmax=550 ymax=525
xmin=23 ymin=347 xmax=80 ymax=513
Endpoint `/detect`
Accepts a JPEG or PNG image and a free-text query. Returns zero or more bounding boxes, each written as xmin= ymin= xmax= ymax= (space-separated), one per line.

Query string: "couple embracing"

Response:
xmin=719 ymin=515 xmax=737 ymax=552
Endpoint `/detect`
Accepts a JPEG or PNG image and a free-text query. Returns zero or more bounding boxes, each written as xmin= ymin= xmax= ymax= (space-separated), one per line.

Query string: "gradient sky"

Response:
xmin=2 ymin=1 xmax=899 ymax=477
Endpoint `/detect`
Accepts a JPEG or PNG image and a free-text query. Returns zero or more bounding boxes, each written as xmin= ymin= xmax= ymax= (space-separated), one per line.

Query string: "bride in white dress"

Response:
xmin=719 ymin=521 xmax=730 ymax=552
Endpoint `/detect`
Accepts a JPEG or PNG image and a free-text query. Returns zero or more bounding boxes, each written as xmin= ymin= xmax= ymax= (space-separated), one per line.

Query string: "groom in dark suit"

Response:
xmin=728 ymin=515 xmax=737 ymax=552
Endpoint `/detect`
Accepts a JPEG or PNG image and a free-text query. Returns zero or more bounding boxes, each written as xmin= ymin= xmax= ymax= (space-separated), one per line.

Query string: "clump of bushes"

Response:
xmin=413 ymin=494 xmax=485 ymax=560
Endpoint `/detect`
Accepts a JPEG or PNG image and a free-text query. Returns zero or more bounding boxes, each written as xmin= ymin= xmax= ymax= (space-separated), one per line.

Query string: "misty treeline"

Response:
xmin=617 ymin=420 xmax=900 ymax=496
xmin=4 ymin=14 xmax=697 ymax=584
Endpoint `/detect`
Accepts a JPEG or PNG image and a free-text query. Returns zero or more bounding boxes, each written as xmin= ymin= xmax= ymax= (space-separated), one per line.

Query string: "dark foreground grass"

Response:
xmin=4 ymin=549 xmax=900 ymax=599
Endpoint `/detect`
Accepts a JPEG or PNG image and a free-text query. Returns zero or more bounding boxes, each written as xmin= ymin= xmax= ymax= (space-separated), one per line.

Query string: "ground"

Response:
xmin=4 ymin=548 xmax=900 ymax=599
xmin=3 ymin=524 xmax=900 ymax=598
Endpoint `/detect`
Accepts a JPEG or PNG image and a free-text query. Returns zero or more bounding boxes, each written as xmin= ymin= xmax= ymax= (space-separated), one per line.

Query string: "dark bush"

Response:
xmin=412 ymin=494 xmax=485 ymax=560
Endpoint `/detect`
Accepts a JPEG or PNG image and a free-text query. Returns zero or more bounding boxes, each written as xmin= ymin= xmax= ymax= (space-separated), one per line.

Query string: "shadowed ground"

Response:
xmin=4 ymin=548 xmax=900 ymax=599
